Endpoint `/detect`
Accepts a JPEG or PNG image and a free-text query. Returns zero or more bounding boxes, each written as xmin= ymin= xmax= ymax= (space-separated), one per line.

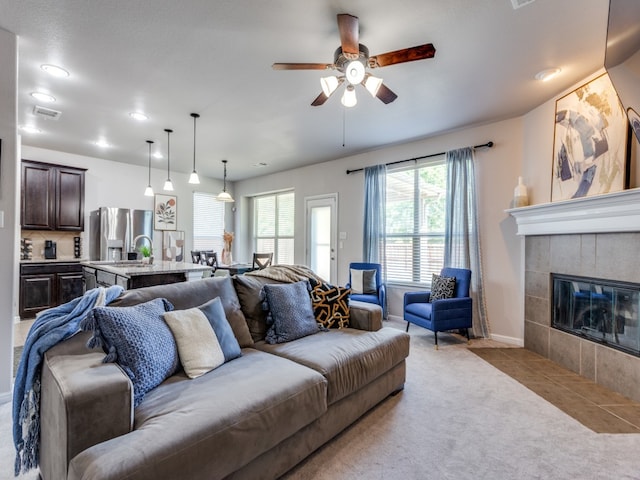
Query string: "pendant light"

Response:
xmin=188 ymin=113 xmax=200 ymax=184
xmin=216 ymin=160 xmax=234 ymax=202
xmin=144 ymin=140 xmax=154 ymax=196
xmin=163 ymin=128 xmax=174 ymax=191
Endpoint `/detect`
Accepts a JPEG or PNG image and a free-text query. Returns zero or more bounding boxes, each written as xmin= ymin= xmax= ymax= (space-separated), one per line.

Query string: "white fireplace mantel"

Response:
xmin=506 ymin=188 xmax=640 ymax=236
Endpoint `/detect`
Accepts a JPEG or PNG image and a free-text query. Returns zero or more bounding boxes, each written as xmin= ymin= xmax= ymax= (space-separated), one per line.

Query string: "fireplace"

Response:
xmin=552 ymin=274 xmax=640 ymax=357
xmin=508 ymin=190 xmax=640 ymax=403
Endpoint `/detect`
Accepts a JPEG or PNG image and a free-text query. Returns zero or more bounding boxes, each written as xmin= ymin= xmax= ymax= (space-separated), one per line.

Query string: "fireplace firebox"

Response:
xmin=552 ymin=274 xmax=640 ymax=357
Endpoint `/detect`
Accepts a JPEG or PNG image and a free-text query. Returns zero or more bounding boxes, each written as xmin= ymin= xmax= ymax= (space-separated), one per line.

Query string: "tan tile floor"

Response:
xmin=470 ymin=347 xmax=640 ymax=433
xmin=14 ymin=319 xmax=35 ymax=348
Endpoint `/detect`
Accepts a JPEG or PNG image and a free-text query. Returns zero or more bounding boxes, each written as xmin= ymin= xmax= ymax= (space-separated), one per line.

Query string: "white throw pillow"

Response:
xmin=163 ymin=308 xmax=225 ymax=379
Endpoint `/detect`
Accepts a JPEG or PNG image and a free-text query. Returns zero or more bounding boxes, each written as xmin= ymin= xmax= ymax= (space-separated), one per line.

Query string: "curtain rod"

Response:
xmin=345 ymin=141 xmax=494 ymax=175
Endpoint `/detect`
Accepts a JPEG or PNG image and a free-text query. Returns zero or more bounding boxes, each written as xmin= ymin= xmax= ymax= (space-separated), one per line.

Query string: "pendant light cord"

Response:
xmin=147 ymin=140 xmax=153 ymax=184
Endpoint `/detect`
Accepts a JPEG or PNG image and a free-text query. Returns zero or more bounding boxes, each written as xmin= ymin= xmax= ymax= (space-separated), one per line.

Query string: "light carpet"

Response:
xmin=3 ymin=318 xmax=640 ymax=480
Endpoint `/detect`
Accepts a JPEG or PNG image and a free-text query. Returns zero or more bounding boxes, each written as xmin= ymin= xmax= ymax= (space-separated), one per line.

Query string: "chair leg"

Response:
xmin=405 ymin=322 xmax=410 ymax=332
xmin=465 ymin=327 xmax=470 ymax=345
xmin=434 ymin=331 xmax=439 ymax=350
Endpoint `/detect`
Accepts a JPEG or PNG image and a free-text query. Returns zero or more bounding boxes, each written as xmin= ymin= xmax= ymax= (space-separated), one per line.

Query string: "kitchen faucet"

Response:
xmin=133 ymin=235 xmax=154 ymax=264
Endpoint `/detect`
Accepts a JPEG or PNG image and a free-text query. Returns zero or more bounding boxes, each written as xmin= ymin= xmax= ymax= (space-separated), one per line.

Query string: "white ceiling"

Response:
xmin=1 ymin=0 xmax=609 ymax=181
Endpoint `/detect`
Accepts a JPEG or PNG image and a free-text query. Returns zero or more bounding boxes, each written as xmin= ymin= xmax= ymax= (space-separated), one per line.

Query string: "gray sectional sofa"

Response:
xmin=39 ymin=274 xmax=410 ymax=480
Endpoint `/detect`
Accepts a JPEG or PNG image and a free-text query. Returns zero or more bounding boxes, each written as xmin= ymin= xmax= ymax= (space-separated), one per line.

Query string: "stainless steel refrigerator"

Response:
xmin=89 ymin=208 xmax=153 ymax=261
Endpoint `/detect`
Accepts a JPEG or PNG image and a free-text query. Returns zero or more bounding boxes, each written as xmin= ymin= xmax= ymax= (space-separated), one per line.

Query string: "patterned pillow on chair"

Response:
xmin=430 ymin=274 xmax=456 ymax=301
xmin=309 ymin=280 xmax=351 ymax=329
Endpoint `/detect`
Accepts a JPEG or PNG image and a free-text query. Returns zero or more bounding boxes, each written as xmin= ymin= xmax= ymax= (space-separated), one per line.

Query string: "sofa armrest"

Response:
xmin=349 ymin=300 xmax=383 ymax=331
xmin=40 ymin=338 xmax=133 ymax=480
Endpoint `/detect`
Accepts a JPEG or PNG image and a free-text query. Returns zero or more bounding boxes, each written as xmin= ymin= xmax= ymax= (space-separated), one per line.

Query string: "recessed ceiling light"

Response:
xmin=30 ymin=92 xmax=56 ymax=103
xmin=95 ymin=139 xmax=110 ymax=148
xmin=21 ymin=125 xmax=41 ymax=134
xmin=41 ymin=64 xmax=70 ymax=78
xmin=153 ymin=152 xmax=163 ymax=159
xmin=129 ymin=112 xmax=148 ymax=121
xmin=535 ymin=68 xmax=561 ymax=82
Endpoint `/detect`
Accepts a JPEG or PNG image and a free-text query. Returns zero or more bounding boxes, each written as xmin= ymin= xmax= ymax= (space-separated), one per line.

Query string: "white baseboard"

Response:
xmin=490 ymin=333 xmax=524 ymax=347
xmin=0 ymin=390 xmax=12 ymax=405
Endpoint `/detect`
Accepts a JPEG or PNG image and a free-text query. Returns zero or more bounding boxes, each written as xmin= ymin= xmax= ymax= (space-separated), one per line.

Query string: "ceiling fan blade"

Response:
xmin=311 ymin=92 xmax=329 ymax=106
xmin=272 ymin=63 xmax=332 ymax=70
xmin=337 ymin=14 xmax=359 ymax=56
xmin=370 ymin=43 xmax=436 ymax=68
xmin=376 ymin=83 xmax=398 ymax=104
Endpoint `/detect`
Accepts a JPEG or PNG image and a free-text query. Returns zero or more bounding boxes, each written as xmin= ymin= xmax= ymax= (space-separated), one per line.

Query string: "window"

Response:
xmin=385 ymin=159 xmax=446 ymax=284
xmin=192 ymin=192 xmax=225 ymax=253
xmin=254 ymin=191 xmax=294 ymax=264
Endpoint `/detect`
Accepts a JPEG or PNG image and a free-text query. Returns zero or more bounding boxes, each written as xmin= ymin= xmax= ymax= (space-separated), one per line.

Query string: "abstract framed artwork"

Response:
xmin=551 ymin=73 xmax=629 ymax=202
xmin=162 ymin=230 xmax=184 ymax=262
xmin=154 ymin=194 xmax=177 ymax=231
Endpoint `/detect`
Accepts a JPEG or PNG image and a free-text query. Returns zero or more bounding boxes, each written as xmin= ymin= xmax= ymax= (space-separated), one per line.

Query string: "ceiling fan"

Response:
xmin=272 ymin=13 xmax=436 ymax=107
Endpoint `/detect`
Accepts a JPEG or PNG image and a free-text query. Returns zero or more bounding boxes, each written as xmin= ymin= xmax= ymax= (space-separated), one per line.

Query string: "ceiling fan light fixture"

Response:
xmin=341 ymin=84 xmax=357 ymax=107
xmin=320 ymin=75 xmax=340 ymax=97
xmin=364 ymin=74 xmax=383 ymax=97
xmin=345 ymin=60 xmax=365 ymax=85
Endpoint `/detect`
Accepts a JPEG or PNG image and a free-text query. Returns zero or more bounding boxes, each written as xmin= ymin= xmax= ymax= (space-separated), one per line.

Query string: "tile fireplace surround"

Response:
xmin=509 ymin=189 xmax=640 ymax=403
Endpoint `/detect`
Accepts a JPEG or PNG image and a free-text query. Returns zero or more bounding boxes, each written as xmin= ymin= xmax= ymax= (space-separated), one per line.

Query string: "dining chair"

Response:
xmin=252 ymin=252 xmax=273 ymax=270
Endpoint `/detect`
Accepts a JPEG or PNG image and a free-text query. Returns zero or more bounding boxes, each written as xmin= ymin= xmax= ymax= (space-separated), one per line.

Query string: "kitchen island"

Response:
xmin=81 ymin=260 xmax=213 ymax=290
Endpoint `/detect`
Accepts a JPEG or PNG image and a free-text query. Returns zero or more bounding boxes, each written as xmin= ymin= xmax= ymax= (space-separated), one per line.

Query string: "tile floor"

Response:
xmin=470 ymin=347 xmax=640 ymax=433
xmin=14 ymin=319 xmax=34 ymax=348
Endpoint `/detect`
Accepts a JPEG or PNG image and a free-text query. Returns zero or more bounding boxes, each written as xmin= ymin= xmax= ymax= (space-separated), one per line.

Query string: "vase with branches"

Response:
xmin=222 ymin=231 xmax=234 ymax=265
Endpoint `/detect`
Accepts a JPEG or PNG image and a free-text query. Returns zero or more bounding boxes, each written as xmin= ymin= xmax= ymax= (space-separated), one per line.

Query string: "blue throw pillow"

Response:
xmin=197 ymin=297 xmax=242 ymax=361
xmin=261 ymin=281 xmax=322 ymax=344
xmin=81 ymin=297 xmax=178 ymax=407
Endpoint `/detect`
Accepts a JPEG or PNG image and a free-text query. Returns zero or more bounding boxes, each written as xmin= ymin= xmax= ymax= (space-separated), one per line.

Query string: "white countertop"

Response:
xmin=20 ymin=258 xmax=86 ymax=263
xmin=81 ymin=260 xmax=213 ymax=278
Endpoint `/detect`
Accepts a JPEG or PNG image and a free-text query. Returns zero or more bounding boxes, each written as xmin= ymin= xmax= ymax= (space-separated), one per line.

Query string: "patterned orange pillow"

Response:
xmin=309 ymin=281 xmax=351 ymax=328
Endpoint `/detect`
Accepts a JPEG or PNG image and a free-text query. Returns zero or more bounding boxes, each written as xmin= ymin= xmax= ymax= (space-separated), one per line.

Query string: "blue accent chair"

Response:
xmin=346 ymin=262 xmax=386 ymax=316
xmin=404 ymin=267 xmax=472 ymax=349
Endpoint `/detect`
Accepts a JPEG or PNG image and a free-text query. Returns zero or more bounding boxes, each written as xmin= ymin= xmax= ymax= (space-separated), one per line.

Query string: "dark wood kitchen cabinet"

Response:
xmin=19 ymin=262 xmax=84 ymax=318
xmin=21 ymin=160 xmax=86 ymax=231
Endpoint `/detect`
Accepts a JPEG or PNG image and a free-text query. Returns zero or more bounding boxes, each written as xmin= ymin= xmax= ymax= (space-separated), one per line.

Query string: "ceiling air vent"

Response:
xmin=33 ymin=105 xmax=62 ymax=120
xmin=511 ymin=0 xmax=535 ymax=9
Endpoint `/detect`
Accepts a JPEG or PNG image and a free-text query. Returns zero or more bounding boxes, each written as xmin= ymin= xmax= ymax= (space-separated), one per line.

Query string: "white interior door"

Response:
xmin=305 ymin=194 xmax=337 ymax=283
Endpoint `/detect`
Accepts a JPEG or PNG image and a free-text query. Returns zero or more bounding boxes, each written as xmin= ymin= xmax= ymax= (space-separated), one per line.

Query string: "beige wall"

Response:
xmin=0 ymin=28 xmax=18 ymax=401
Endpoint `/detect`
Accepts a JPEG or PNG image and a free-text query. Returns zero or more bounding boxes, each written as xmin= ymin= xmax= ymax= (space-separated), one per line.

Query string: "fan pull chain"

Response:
xmin=342 ymin=106 xmax=347 ymax=148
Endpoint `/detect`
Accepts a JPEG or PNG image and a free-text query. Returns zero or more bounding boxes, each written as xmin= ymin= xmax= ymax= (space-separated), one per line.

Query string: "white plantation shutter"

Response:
xmin=254 ymin=191 xmax=294 ymax=264
xmin=385 ymin=159 xmax=446 ymax=284
xmin=193 ymin=192 xmax=225 ymax=253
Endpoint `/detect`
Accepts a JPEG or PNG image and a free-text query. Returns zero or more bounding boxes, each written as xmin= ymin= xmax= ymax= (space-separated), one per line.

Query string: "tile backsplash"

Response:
xmin=21 ymin=230 xmax=85 ymax=260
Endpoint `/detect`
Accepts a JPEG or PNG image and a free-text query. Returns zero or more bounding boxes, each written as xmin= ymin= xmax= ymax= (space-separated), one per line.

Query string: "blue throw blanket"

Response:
xmin=13 ymin=285 xmax=124 ymax=476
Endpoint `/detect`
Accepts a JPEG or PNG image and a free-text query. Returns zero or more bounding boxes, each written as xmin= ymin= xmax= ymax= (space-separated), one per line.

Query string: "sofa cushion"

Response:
xmin=310 ymin=281 xmax=351 ymax=328
xmin=108 ymin=276 xmax=254 ymax=348
xmin=81 ymin=298 xmax=177 ymax=407
xmin=262 ymin=281 xmax=322 ymax=344
xmin=431 ymin=273 xmax=456 ymax=301
xmin=233 ymin=274 xmax=286 ymax=342
xmin=255 ymin=327 xmax=410 ymax=405
xmin=163 ymin=298 xmax=241 ymax=379
xmin=67 ymin=349 xmax=327 ymax=480
xmin=350 ymin=268 xmax=377 ymax=294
